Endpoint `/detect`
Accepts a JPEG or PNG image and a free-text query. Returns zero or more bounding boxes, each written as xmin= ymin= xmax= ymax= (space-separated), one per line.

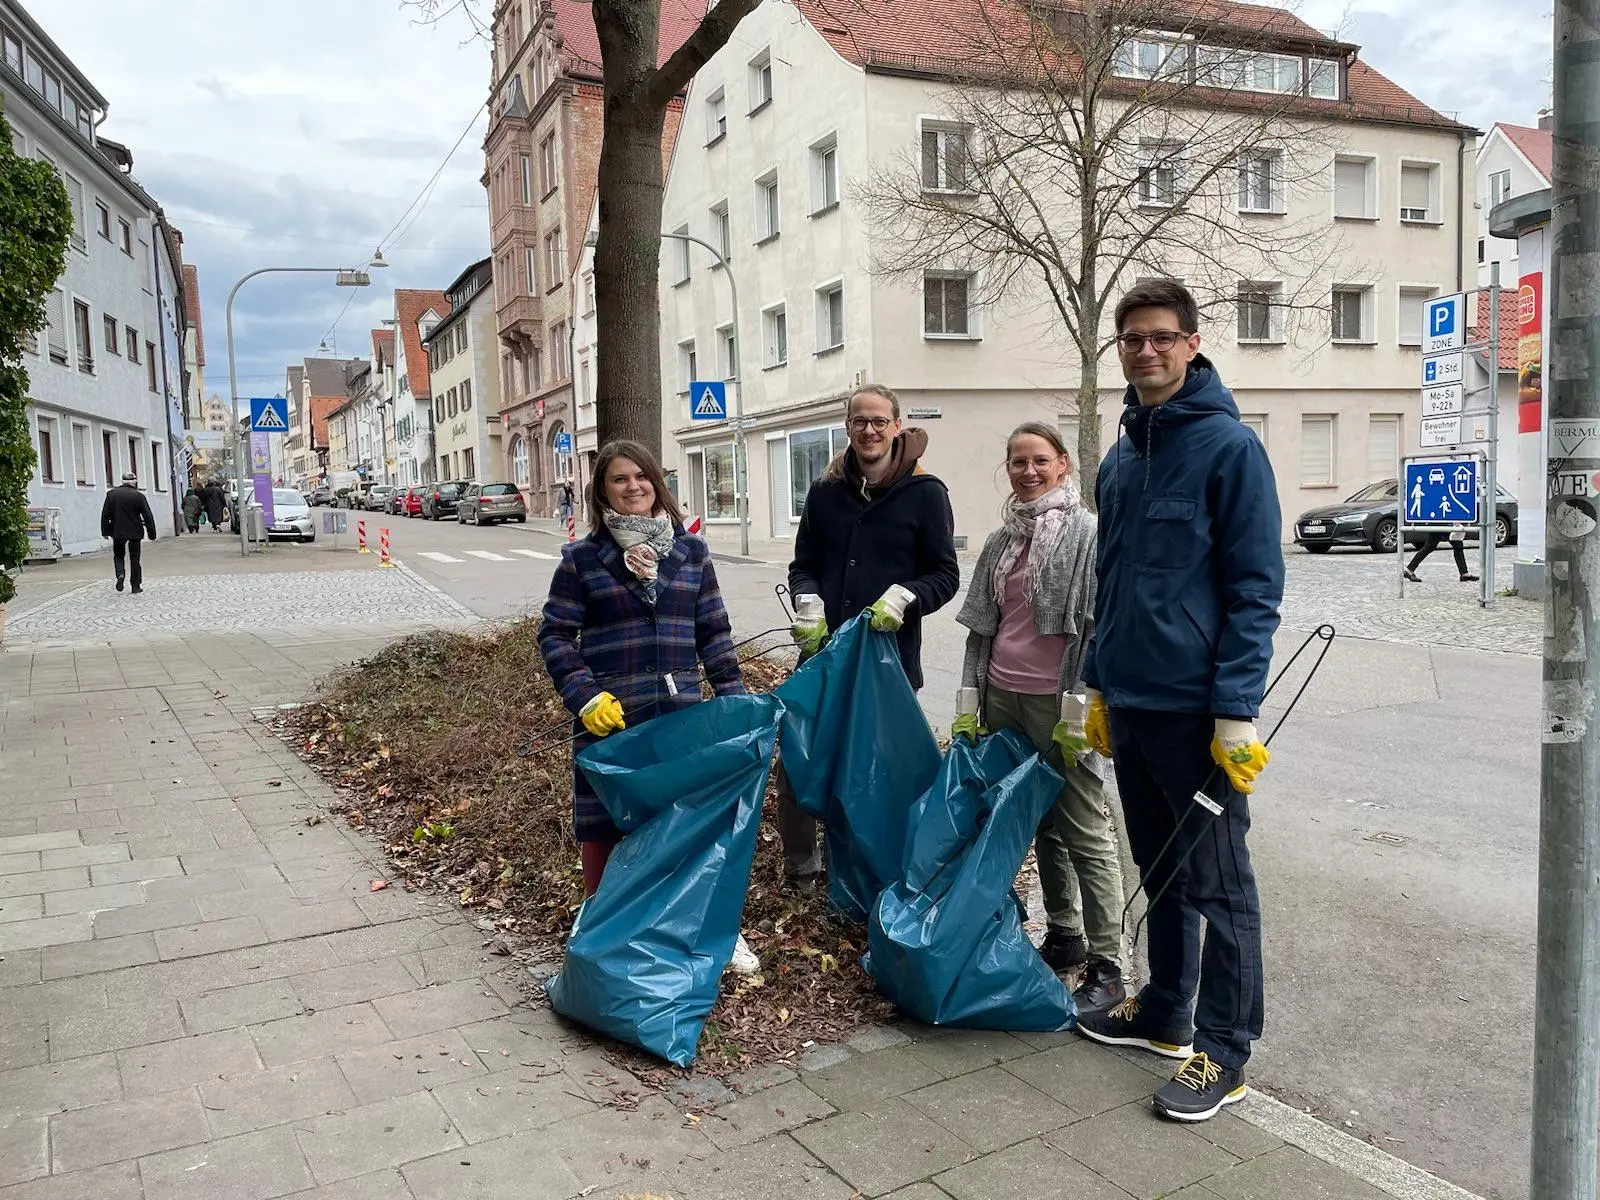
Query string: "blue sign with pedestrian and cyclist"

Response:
xmin=1403 ymin=458 xmax=1478 ymax=526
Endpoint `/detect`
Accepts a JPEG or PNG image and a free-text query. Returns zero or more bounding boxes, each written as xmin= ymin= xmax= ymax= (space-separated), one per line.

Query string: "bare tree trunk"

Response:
xmin=1076 ymin=237 xmax=1104 ymax=510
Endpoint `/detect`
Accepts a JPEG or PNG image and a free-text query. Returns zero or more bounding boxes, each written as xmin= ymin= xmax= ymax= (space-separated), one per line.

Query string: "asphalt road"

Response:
xmin=330 ymin=508 xmax=1535 ymax=1199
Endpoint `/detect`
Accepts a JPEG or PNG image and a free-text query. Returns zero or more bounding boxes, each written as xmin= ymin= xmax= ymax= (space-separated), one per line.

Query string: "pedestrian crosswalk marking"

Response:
xmin=465 ymin=550 xmax=512 ymax=562
xmin=417 ymin=551 xmax=463 ymax=563
xmin=510 ymin=548 xmax=559 ymax=560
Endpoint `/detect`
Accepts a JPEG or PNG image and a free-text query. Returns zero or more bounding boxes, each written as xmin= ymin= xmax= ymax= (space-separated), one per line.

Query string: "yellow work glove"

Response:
xmin=950 ymin=712 xmax=985 ymax=744
xmin=1051 ymin=720 xmax=1090 ymax=763
xmin=1211 ymin=718 xmax=1270 ymax=794
xmin=1085 ymin=689 xmax=1113 ymax=758
xmin=791 ymin=618 xmax=828 ymax=656
xmin=579 ymin=691 xmax=626 ymax=738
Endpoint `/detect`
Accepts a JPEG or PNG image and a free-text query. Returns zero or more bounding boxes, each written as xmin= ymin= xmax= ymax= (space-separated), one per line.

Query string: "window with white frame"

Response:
xmin=1367 ymin=414 xmax=1400 ymax=481
xmin=46 ymin=288 xmax=67 ymax=363
xmin=711 ymin=200 xmax=731 ymax=262
xmin=815 ymin=280 xmax=844 ymax=351
xmin=150 ymin=441 xmax=164 ymax=492
xmin=512 ymin=435 xmax=530 ymax=487
xmin=763 ymin=303 xmax=788 ymax=367
xmin=1248 ymin=52 xmax=1301 ymax=94
xmin=72 ymin=422 xmax=92 ymax=485
xmin=671 ymin=224 xmax=691 ymax=284
xmin=1113 ymin=37 xmax=1190 ymax=80
xmin=703 ymin=443 xmax=737 ymax=519
xmin=789 ymin=425 xmax=849 ymax=518
xmin=921 ymin=121 xmax=973 ymax=192
xmin=748 ymin=49 xmax=773 ymax=112
xmin=1397 ymin=285 xmax=1437 ymax=346
xmin=755 ymin=170 xmax=780 ymax=240
xmin=519 ymin=154 xmax=532 ymax=205
xmin=539 ymin=133 xmax=557 ymax=196
xmin=811 ymin=134 xmax=839 ymax=212
xmin=1488 ymin=167 xmax=1512 ymax=209
xmin=1239 ymin=414 xmax=1267 ymax=445
xmin=1333 ymin=155 xmax=1376 ymax=220
xmin=524 ymin=246 xmax=537 ymax=294
xmin=706 ymin=88 xmax=727 ymax=143
xmin=544 ymin=226 xmax=564 ymax=286
xmin=1237 ymin=149 xmax=1284 ymax=213
xmin=1399 ymin=161 xmax=1438 ymax=222
xmin=37 ymin=415 xmax=59 ymax=482
xmin=1236 ymin=281 xmax=1283 ymax=343
xmin=677 ymin=338 xmax=697 ymax=394
xmin=1137 ymin=141 xmax=1182 ymax=207
xmin=716 ymin=322 xmax=737 ymax=378
xmin=1331 ymin=284 xmax=1374 ymax=343
xmin=551 ymin=320 xmax=569 ymax=379
xmin=1301 ymin=414 xmax=1336 ymax=486
xmin=583 ymin=271 xmax=596 ymax=313
xmin=924 ymin=271 xmax=975 ymax=338
xmin=60 ymin=172 xmax=85 ymax=249
xmin=1307 ymin=59 xmax=1339 ymax=99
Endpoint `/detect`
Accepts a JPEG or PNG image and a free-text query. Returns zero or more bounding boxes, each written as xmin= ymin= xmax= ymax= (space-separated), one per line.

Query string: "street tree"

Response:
xmin=0 ymin=106 xmax=72 ymax=606
xmin=406 ymin=0 xmax=765 ymax=457
xmin=850 ymin=0 xmax=1350 ymax=504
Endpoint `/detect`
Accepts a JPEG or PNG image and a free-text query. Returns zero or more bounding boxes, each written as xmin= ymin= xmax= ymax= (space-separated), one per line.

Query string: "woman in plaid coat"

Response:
xmin=538 ymin=440 xmax=745 ymax=899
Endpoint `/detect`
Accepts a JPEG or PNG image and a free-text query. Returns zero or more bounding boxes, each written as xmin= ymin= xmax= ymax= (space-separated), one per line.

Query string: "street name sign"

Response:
xmin=1404 ymin=458 xmax=1478 ymax=525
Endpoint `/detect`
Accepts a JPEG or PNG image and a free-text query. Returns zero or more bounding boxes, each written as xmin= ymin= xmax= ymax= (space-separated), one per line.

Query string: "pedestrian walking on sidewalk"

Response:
xmin=557 ymin=481 xmax=575 ymax=524
xmin=202 ymin=480 xmax=225 ymax=531
xmin=537 ymin=439 xmax=760 ymax=973
xmin=181 ymin=486 xmax=203 ymax=534
xmin=1403 ymin=526 xmax=1477 ymax=583
xmin=779 ymin=383 xmax=961 ymax=891
xmin=100 ymin=472 xmax=157 ymax=594
xmin=1074 ymin=279 xmax=1284 ymax=1124
xmin=952 ymin=421 xmax=1127 ymax=1014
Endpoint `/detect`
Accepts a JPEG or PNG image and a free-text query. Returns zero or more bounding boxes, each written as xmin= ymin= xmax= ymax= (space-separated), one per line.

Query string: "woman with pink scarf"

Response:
xmin=953 ymin=421 xmax=1128 ymax=1014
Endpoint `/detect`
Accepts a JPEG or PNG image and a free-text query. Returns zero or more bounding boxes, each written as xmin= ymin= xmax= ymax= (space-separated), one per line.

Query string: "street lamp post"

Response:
xmin=224 ymin=258 xmax=383 ymax=557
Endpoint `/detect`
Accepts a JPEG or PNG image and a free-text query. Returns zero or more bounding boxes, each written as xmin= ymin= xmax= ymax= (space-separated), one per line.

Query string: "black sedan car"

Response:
xmin=420 ymin=481 xmax=465 ymax=520
xmin=1294 ymin=478 xmax=1517 ymax=553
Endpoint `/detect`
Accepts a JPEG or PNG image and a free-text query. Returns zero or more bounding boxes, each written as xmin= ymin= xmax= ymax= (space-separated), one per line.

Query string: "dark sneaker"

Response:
xmin=1071 ymin=958 xmax=1126 ymax=1014
xmin=115 ymin=578 xmax=124 ymax=592
xmin=1153 ymin=1052 xmax=1247 ymax=1122
xmin=130 ymin=587 xmax=142 ymax=594
xmin=786 ymin=871 xmax=822 ymax=897
xmin=1076 ymin=994 xmax=1193 ymax=1059
xmin=1039 ymin=930 xmax=1088 ymax=972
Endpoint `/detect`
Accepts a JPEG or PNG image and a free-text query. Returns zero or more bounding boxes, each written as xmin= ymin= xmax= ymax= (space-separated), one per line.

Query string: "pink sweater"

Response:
xmin=986 ymin=547 xmax=1068 ymax=696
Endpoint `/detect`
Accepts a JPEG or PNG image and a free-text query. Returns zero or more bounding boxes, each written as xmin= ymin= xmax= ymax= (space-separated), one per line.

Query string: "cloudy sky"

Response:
xmin=32 ymin=0 xmax=1548 ymax=411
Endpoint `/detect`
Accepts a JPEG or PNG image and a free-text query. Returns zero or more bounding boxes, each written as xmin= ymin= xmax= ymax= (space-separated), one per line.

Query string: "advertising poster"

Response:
xmin=251 ymin=432 xmax=275 ymax=529
xmin=1517 ymin=223 xmax=1548 ymax=556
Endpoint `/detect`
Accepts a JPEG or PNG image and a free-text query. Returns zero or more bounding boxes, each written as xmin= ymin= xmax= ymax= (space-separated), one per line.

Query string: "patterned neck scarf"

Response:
xmin=602 ymin=510 xmax=676 ymax=601
xmin=990 ymin=482 xmax=1080 ymax=608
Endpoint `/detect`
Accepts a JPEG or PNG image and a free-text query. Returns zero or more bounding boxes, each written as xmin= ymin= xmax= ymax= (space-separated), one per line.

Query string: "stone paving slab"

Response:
xmin=0 ymin=622 xmax=1485 ymax=1200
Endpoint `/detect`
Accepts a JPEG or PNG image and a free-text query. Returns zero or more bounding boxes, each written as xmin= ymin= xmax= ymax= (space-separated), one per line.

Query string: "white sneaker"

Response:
xmin=727 ymin=933 xmax=759 ymax=975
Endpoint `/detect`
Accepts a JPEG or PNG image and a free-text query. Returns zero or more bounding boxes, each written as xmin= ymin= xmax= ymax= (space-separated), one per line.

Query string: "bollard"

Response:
xmin=357 ymin=519 xmax=369 ymax=553
xmin=379 ymin=527 xmax=393 ymax=567
xmin=567 ymin=512 xmax=576 ymax=542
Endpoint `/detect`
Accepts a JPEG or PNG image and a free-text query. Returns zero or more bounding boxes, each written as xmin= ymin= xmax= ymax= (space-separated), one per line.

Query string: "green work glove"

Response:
xmin=1051 ymin=720 xmax=1090 ymax=763
xmin=951 ymin=712 xmax=985 ymax=744
xmin=790 ymin=618 xmax=828 ymax=656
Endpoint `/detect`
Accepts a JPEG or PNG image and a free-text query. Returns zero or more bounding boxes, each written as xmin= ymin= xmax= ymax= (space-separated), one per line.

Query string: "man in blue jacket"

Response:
xmin=1074 ymin=279 xmax=1284 ymax=1123
xmin=779 ymin=383 xmax=961 ymax=886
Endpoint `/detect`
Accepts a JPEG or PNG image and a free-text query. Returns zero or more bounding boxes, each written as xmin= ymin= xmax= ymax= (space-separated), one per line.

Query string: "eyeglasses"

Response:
xmin=1007 ymin=455 xmax=1064 ymax=472
xmin=1116 ymin=330 xmax=1187 ymax=354
xmin=847 ymin=416 xmax=895 ymax=432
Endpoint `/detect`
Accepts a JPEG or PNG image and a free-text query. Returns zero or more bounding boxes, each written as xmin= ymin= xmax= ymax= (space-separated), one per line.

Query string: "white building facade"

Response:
xmin=6 ymin=0 xmax=189 ymax=556
xmin=423 ymin=259 xmax=503 ymax=484
xmin=1475 ymin=119 xmax=1550 ymax=288
xmin=657 ymin=0 xmax=1475 ymax=545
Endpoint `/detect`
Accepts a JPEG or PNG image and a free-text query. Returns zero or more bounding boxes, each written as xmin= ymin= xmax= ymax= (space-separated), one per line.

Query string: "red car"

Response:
xmin=403 ymin=486 xmax=424 ymax=518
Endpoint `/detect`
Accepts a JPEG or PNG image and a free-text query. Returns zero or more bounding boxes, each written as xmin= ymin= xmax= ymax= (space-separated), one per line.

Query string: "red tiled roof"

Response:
xmin=181 ymin=264 xmax=203 ymax=368
xmin=549 ymin=0 xmax=705 ymax=77
xmin=1474 ymin=290 xmax=1519 ymax=371
xmin=395 ymin=289 xmax=450 ymax=400
xmin=1496 ymin=122 xmax=1553 ymax=183
xmin=371 ymin=328 xmax=394 ymax=370
xmin=795 ymin=0 xmax=1463 ymax=131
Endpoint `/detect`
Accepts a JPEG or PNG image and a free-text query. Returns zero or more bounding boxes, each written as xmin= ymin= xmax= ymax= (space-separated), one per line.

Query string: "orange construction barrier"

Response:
xmin=379 ymin=527 xmax=393 ymax=567
xmin=357 ymin=519 xmax=369 ymax=553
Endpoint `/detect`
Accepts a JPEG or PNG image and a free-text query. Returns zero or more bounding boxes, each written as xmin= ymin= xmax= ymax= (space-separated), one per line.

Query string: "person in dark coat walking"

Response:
xmin=778 ymin=382 xmax=961 ymax=887
xmin=202 ymin=481 xmax=225 ymax=531
xmin=100 ymin=473 xmax=158 ymax=593
xmin=181 ymin=487 xmax=203 ymax=534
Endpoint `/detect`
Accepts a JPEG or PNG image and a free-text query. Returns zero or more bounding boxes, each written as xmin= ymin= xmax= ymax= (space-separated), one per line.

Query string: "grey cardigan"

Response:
xmin=955 ymin=506 xmax=1098 ymax=702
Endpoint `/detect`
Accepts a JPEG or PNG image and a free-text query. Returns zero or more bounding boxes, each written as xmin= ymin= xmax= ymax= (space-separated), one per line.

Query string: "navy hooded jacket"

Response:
xmin=1080 ymin=355 xmax=1284 ymax=718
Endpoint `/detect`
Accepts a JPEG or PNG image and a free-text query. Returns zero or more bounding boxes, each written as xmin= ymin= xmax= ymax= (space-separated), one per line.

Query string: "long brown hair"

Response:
xmin=588 ymin=439 xmax=685 ymax=533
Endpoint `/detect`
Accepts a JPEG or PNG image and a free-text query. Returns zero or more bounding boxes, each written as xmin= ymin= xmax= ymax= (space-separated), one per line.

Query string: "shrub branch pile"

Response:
xmin=280 ymin=618 xmax=894 ymax=1077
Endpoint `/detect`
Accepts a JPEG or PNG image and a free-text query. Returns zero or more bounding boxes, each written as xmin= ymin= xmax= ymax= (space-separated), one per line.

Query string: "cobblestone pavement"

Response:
xmin=5 ymin=565 xmax=476 ymax=648
xmin=1276 ymin=547 xmax=1537 ymax=655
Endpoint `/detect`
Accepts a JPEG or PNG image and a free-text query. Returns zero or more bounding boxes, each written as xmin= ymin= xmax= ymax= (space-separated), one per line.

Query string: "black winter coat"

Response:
xmin=101 ymin=485 xmax=157 ymax=541
xmin=789 ymin=469 xmax=960 ymax=690
xmin=202 ymin=485 xmax=225 ymax=525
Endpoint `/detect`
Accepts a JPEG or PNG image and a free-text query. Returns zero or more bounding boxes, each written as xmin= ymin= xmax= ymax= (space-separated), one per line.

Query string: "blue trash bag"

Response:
xmin=773 ymin=614 xmax=942 ymax=922
xmin=865 ymin=729 xmax=1077 ymax=1031
xmin=544 ymin=693 xmax=782 ymax=1067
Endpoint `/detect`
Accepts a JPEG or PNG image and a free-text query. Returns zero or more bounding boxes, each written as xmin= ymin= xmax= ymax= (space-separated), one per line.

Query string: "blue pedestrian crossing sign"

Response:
xmin=1403 ymin=458 xmax=1478 ymax=526
xmin=250 ymin=397 xmax=288 ymax=432
xmin=690 ymin=380 xmax=727 ymax=421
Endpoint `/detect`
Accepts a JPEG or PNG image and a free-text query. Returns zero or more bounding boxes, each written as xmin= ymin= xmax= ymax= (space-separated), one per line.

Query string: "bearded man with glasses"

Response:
xmin=1073 ymin=279 xmax=1285 ymax=1124
xmin=777 ymin=382 xmax=960 ymax=891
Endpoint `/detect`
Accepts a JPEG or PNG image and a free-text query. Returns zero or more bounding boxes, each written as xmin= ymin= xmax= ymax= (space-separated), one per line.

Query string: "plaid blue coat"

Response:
xmin=537 ymin=526 xmax=745 ymax=841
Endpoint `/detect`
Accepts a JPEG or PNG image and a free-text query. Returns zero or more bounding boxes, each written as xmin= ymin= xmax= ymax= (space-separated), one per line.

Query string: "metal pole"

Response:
xmin=1530 ymin=5 xmax=1600 ymax=1193
xmin=662 ymin=231 xmax=748 ymax=558
xmin=1484 ymin=264 xmax=1500 ymax=608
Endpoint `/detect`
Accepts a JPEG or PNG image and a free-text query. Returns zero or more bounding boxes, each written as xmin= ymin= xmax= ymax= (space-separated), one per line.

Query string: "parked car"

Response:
xmin=1294 ymin=478 xmax=1518 ymax=554
xmin=458 ymin=482 xmax=528 ymax=526
xmin=402 ymin=486 xmax=424 ymax=518
xmin=384 ymin=487 xmax=410 ymax=515
xmin=309 ymin=485 xmax=333 ymax=507
xmin=265 ymin=488 xmax=316 ymax=543
xmin=364 ymin=485 xmax=397 ymax=512
xmin=420 ymin=481 xmax=464 ymax=520
xmin=336 ymin=483 xmax=370 ymax=509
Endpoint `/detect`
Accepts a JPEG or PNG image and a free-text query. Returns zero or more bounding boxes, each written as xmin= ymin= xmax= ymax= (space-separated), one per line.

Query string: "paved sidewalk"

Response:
xmin=0 ymin=628 xmax=1483 ymax=1200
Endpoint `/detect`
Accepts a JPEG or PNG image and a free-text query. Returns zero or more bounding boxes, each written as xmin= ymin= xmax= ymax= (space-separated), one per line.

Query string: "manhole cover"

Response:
xmin=1364 ymin=831 xmax=1410 ymax=847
